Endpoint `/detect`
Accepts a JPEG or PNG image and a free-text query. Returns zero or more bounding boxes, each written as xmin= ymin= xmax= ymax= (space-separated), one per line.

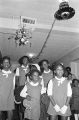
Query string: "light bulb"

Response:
xmin=21 ymin=38 xmax=25 ymax=42
xmin=26 ymin=53 xmax=36 ymax=58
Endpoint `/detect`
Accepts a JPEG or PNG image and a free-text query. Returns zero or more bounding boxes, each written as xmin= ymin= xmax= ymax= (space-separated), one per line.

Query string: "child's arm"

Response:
xmin=13 ymin=75 xmax=16 ymax=90
xmin=65 ymin=81 xmax=72 ymax=106
xmin=40 ymin=77 xmax=46 ymax=94
xmin=47 ymin=79 xmax=56 ymax=105
xmin=15 ymin=67 xmax=20 ymax=87
xmin=20 ymin=85 xmax=28 ymax=98
xmin=60 ymin=81 xmax=72 ymax=114
xmin=20 ymin=84 xmax=31 ymax=101
xmin=47 ymin=79 xmax=60 ymax=112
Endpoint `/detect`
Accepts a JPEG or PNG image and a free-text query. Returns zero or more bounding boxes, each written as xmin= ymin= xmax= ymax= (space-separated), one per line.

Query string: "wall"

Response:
xmin=56 ymin=46 xmax=79 ymax=67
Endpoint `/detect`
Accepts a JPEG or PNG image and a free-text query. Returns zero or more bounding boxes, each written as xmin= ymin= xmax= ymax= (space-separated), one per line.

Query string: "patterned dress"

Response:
xmin=47 ymin=77 xmax=72 ymax=116
xmin=0 ymin=70 xmax=15 ymax=111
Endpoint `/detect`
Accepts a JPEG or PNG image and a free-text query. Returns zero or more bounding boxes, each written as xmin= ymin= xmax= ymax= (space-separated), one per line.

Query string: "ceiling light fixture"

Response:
xmin=15 ymin=16 xmax=32 ymax=47
xmin=31 ymin=0 xmax=75 ymax=62
xmin=54 ymin=0 xmax=75 ymax=20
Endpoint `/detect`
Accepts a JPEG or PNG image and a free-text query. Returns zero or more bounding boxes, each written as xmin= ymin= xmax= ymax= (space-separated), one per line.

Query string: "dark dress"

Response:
xmin=40 ymin=69 xmax=53 ymax=120
xmin=71 ymin=86 xmax=79 ymax=113
xmin=23 ymin=81 xmax=42 ymax=120
xmin=48 ymin=78 xmax=71 ymax=116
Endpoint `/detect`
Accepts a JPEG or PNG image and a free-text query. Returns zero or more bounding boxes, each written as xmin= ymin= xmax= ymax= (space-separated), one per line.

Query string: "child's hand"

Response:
xmin=26 ymin=95 xmax=31 ymax=101
xmin=54 ymin=104 xmax=60 ymax=112
xmin=23 ymin=99 xmax=31 ymax=108
xmin=60 ymin=105 xmax=68 ymax=114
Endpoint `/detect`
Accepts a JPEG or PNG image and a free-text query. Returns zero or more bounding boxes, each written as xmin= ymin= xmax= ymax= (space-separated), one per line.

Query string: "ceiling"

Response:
xmin=0 ymin=0 xmax=79 ymax=64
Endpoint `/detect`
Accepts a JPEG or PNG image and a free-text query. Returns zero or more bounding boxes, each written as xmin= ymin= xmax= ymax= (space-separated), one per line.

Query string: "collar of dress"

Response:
xmin=21 ymin=65 xmax=29 ymax=69
xmin=44 ymin=69 xmax=51 ymax=73
xmin=21 ymin=65 xmax=29 ymax=72
xmin=2 ymin=69 xmax=12 ymax=78
xmin=29 ymin=81 xmax=39 ymax=86
xmin=2 ymin=69 xmax=12 ymax=74
xmin=55 ymin=76 xmax=66 ymax=86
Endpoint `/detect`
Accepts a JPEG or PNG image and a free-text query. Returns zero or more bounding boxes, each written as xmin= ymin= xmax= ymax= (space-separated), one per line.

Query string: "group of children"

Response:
xmin=0 ymin=56 xmax=79 ymax=120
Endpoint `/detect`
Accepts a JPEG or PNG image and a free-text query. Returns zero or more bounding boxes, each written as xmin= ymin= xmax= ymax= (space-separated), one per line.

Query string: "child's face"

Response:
xmin=32 ymin=72 xmax=39 ymax=82
xmin=55 ymin=65 xmax=64 ymax=78
xmin=23 ymin=58 xmax=29 ymax=66
xmin=42 ymin=61 xmax=49 ymax=70
xmin=74 ymin=80 xmax=79 ymax=87
xmin=3 ymin=59 xmax=10 ymax=70
xmin=68 ymin=74 xmax=72 ymax=80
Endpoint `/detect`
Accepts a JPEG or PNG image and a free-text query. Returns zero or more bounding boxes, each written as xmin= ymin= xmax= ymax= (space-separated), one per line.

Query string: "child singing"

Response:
xmin=20 ymin=69 xmax=46 ymax=120
xmin=47 ymin=63 xmax=72 ymax=120
xmin=0 ymin=56 xmax=15 ymax=120
xmin=71 ymin=79 xmax=79 ymax=120
xmin=39 ymin=59 xmax=53 ymax=120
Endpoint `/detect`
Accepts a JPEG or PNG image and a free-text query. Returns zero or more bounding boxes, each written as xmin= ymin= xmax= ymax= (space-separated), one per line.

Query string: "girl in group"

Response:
xmin=70 ymin=79 xmax=79 ymax=120
xmin=39 ymin=59 xmax=53 ymax=120
xmin=20 ymin=69 xmax=45 ymax=120
xmin=0 ymin=56 xmax=15 ymax=120
xmin=15 ymin=56 xmax=30 ymax=120
xmin=47 ymin=63 xmax=72 ymax=120
xmin=66 ymin=67 xmax=76 ymax=82
xmin=39 ymin=59 xmax=53 ymax=89
xmin=16 ymin=56 xmax=30 ymax=86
